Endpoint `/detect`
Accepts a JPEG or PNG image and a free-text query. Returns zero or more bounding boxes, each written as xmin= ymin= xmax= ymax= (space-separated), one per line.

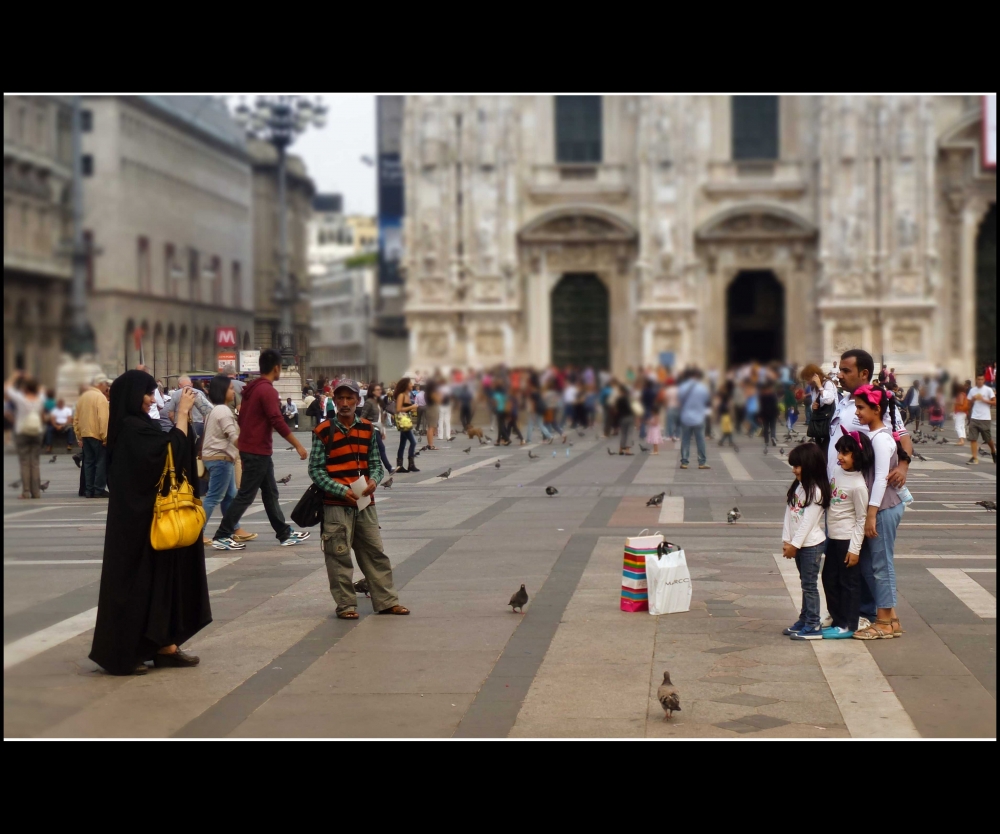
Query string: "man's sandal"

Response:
xmin=377 ymin=605 xmax=410 ymax=615
xmin=337 ymin=611 xmax=360 ymax=620
xmin=853 ymin=619 xmax=894 ymax=640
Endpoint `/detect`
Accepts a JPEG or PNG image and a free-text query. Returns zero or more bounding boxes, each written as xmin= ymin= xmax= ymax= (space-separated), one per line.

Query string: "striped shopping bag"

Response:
xmin=620 ymin=529 xmax=664 ymax=612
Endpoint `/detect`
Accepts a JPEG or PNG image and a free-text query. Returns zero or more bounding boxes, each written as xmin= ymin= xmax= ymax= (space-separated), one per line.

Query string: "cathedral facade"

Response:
xmin=401 ymin=95 xmax=996 ymax=376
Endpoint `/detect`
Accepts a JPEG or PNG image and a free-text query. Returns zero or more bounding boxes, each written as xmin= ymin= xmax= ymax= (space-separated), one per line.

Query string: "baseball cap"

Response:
xmin=333 ymin=378 xmax=360 ymax=395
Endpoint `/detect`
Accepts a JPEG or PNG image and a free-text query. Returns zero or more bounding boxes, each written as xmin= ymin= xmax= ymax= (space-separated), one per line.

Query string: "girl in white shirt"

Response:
xmin=821 ymin=428 xmax=872 ymax=638
xmin=852 ymin=383 xmax=907 ymax=640
xmin=782 ymin=443 xmax=831 ymax=640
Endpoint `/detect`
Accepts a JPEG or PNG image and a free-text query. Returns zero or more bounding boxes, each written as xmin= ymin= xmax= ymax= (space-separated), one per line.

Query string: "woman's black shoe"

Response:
xmin=407 ymin=459 xmax=420 ymax=473
xmin=153 ymin=649 xmax=200 ymax=668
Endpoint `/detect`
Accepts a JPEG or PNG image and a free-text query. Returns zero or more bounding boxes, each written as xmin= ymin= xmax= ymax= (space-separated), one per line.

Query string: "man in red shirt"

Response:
xmin=211 ymin=349 xmax=311 ymax=550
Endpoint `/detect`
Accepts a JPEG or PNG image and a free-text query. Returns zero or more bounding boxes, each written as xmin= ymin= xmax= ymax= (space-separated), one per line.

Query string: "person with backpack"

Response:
xmin=4 ymin=370 xmax=46 ymax=499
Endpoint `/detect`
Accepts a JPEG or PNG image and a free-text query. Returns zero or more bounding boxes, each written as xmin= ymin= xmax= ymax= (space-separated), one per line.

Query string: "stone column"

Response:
xmin=959 ymin=205 xmax=978 ymax=374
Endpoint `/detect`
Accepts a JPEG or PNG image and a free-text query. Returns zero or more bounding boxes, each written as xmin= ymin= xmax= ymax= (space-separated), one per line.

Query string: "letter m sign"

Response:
xmin=216 ymin=327 xmax=238 ymax=348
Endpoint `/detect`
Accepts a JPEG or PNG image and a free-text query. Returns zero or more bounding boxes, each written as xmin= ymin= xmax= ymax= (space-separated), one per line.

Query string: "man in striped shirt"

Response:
xmin=308 ymin=379 xmax=409 ymax=619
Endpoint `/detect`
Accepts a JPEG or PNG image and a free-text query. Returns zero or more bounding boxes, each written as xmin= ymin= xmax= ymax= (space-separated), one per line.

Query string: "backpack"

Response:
xmin=20 ymin=409 xmax=43 ymax=437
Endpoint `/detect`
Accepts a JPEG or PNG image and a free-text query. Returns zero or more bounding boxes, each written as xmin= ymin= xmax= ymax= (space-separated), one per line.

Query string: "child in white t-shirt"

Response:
xmin=781 ymin=443 xmax=831 ymax=641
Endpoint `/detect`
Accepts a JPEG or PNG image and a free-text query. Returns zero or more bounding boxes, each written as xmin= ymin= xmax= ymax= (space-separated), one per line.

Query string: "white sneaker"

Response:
xmin=821 ymin=615 xmax=834 ymax=629
xmin=857 ymin=617 xmax=871 ymax=631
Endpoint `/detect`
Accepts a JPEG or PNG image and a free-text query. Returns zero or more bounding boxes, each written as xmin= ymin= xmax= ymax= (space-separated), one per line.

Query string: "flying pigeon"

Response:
xmin=508 ymin=584 xmax=528 ymax=613
xmin=495 ymin=459 xmax=501 ymax=469
xmin=639 ymin=444 xmax=650 ymax=453
xmin=48 ymin=455 xmax=58 ymax=464
xmin=657 ymin=671 xmax=681 ymax=719
xmin=528 ymin=450 xmax=539 ymax=459
xmin=353 ymin=577 xmax=370 ymax=597
xmin=646 ymin=492 xmax=665 ymax=507
xmin=463 ymin=446 xmax=471 ymax=453
xmin=727 ymin=507 xmax=742 ymax=524
xmin=545 ymin=486 xmax=558 ymax=496
xmin=40 ymin=480 xmax=50 ymax=491
xmin=437 ymin=467 xmax=452 ymax=479
xmin=913 ymin=452 xmax=927 ymax=462
xmin=382 ymin=476 xmax=393 ymax=489
xmin=277 ymin=474 xmax=292 ymax=485
xmin=607 ymin=447 xmax=615 ymax=456
xmin=974 ymin=500 xmax=996 ymax=512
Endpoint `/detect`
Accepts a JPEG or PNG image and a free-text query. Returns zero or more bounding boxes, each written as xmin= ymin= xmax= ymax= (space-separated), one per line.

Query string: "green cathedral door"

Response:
xmin=551 ymin=273 xmax=610 ymax=370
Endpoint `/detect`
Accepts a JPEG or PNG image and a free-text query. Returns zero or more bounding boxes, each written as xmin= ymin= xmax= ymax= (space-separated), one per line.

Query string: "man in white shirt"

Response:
xmin=282 ymin=397 xmax=299 ymax=429
xmin=828 ymin=350 xmax=912 ymax=484
xmin=44 ymin=399 xmax=75 ymax=452
xmin=967 ymin=372 xmax=996 ymax=465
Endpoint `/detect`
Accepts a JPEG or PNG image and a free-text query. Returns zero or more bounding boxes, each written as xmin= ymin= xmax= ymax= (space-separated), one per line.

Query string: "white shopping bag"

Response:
xmin=645 ymin=543 xmax=692 ymax=615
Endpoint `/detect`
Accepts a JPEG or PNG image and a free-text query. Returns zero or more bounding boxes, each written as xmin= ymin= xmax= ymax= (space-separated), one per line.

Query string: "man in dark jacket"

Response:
xmin=211 ymin=349 xmax=311 ymax=550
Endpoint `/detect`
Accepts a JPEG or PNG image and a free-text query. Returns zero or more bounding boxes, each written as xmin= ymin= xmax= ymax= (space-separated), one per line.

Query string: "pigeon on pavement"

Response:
xmin=528 ymin=450 xmax=539 ymax=459
xmin=446 ymin=435 xmax=456 ymax=442
xmin=763 ymin=445 xmax=768 ymax=455
xmin=9 ymin=480 xmax=22 ymax=489
xmin=545 ymin=486 xmax=558 ymax=496
xmin=913 ymin=452 xmax=927 ymax=462
xmin=437 ymin=467 xmax=452 ymax=479
xmin=607 ymin=447 xmax=615 ymax=456
xmin=353 ymin=577 xmax=370 ymax=597
xmin=382 ymin=476 xmax=393 ymax=489
xmin=552 ymin=451 xmax=557 ymax=457
xmin=463 ymin=446 xmax=472 ymax=453
xmin=974 ymin=500 xmax=996 ymax=512
xmin=495 ymin=459 xmax=501 ymax=469
xmin=657 ymin=671 xmax=681 ymax=719
xmin=277 ymin=474 xmax=292 ymax=485
xmin=73 ymin=453 xmax=82 ymax=468
xmin=639 ymin=444 xmax=650 ymax=453
xmin=48 ymin=455 xmax=58 ymax=464
xmin=646 ymin=492 xmax=665 ymax=507
xmin=508 ymin=584 xmax=528 ymax=613
xmin=727 ymin=507 xmax=742 ymax=524
xmin=40 ymin=481 xmax=50 ymax=491
xmin=779 ymin=447 xmax=786 ymax=456
xmin=285 ymin=446 xmax=295 ymax=451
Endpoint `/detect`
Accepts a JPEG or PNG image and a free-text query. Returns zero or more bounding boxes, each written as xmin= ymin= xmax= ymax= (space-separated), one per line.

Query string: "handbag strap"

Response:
xmin=157 ymin=443 xmax=178 ymax=494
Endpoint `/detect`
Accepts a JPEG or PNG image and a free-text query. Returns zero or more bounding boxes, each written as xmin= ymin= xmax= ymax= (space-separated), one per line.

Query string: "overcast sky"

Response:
xmin=274 ymin=94 xmax=377 ymax=215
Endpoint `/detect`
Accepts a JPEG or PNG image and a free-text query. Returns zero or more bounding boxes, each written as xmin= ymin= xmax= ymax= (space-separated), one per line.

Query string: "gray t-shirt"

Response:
xmin=166 ymin=387 xmax=213 ymax=423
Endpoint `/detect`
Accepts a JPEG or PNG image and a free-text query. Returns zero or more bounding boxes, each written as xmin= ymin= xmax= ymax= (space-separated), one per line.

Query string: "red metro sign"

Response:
xmin=216 ymin=327 xmax=238 ymax=348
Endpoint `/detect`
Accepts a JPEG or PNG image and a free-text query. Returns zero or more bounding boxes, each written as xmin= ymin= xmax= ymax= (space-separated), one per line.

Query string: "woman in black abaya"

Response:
xmin=89 ymin=371 xmax=212 ymax=676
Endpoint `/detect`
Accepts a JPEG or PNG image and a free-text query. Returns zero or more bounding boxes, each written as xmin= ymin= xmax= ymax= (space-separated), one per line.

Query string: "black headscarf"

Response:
xmin=106 ymin=370 xmax=158 ymax=468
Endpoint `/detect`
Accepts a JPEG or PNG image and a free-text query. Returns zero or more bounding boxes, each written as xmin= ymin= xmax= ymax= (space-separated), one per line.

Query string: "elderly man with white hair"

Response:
xmin=73 ymin=373 xmax=111 ymax=498
xmin=165 ymin=374 xmax=213 ymax=439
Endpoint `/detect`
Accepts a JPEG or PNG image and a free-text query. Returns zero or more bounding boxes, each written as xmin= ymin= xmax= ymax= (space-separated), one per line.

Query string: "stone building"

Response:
xmin=3 ymin=95 xmax=73 ymax=384
xmin=77 ymin=96 xmax=255 ymax=379
xmin=402 ymin=95 xmax=996 ymax=376
xmin=310 ymin=256 xmax=377 ymax=382
xmin=249 ymin=138 xmax=314 ymax=386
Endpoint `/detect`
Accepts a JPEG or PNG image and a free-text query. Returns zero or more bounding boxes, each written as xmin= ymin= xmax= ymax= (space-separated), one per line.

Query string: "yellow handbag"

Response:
xmin=151 ymin=443 xmax=206 ymax=551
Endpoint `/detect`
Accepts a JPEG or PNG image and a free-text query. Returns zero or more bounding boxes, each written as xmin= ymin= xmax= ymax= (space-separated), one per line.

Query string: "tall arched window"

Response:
xmin=732 ymin=95 xmax=779 ymax=161
xmin=555 ymin=96 xmax=602 ymax=163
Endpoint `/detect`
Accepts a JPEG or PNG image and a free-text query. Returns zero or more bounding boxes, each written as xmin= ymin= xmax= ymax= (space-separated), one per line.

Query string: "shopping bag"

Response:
xmin=646 ymin=541 xmax=692 ymax=615
xmin=620 ymin=529 xmax=664 ymax=612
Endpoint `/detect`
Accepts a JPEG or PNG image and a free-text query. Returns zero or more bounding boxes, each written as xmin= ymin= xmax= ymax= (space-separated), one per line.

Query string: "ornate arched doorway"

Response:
xmin=551 ymin=273 xmax=610 ymax=370
xmin=727 ymin=270 xmax=784 ymax=364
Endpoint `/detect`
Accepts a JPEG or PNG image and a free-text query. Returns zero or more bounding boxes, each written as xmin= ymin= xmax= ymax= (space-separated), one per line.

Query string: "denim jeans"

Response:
xmin=859 ymin=500 xmax=904 ymax=616
xmin=374 ymin=430 xmax=392 ymax=472
xmin=213 ymin=451 xmax=291 ymax=542
xmin=795 ymin=543 xmax=825 ymax=629
xmin=525 ymin=412 xmax=551 ymax=443
xmin=665 ymin=407 xmax=680 ymax=439
xmin=680 ymin=423 xmax=707 ymax=465
xmin=202 ymin=459 xmax=236 ymax=536
xmin=396 ymin=428 xmax=416 ymax=460
xmin=44 ymin=424 xmax=76 ymax=448
xmin=82 ymin=436 xmax=107 ymax=496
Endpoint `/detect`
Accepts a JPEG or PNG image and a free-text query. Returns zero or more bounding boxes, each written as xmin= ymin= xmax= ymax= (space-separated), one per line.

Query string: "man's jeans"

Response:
xmin=202 ymin=460 xmax=236 ymax=537
xmin=795 ymin=543 xmax=825 ymax=629
xmin=525 ymin=412 xmax=551 ymax=443
xmin=680 ymin=423 xmax=707 ymax=466
xmin=859 ymin=501 xmax=904 ymax=617
xmin=82 ymin=437 xmax=107 ymax=496
xmin=213 ymin=451 xmax=291 ymax=542
xmin=44 ymin=425 xmax=76 ymax=448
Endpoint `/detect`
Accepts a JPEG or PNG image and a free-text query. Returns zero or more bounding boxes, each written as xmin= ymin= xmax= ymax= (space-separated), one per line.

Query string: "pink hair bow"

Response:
xmin=855 ymin=383 xmax=882 ymax=405
xmin=840 ymin=426 xmax=862 ymax=444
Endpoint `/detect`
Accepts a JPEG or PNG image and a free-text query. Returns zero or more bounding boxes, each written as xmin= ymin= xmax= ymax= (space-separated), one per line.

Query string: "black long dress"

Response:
xmin=89 ymin=371 xmax=211 ymax=675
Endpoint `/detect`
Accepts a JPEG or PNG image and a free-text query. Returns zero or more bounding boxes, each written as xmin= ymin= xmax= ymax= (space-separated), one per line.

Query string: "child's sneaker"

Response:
xmin=782 ymin=620 xmax=805 ymax=636
xmin=791 ymin=626 xmax=824 ymax=640
xmin=821 ymin=614 xmax=834 ymax=629
xmin=822 ymin=626 xmax=854 ymax=639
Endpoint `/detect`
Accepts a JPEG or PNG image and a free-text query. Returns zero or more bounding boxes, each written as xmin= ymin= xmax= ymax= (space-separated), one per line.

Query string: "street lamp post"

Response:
xmin=234 ymin=95 xmax=326 ymax=369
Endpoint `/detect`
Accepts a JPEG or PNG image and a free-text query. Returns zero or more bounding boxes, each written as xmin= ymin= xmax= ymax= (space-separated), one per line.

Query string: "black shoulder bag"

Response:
xmin=807 ymin=385 xmax=836 ymax=439
xmin=291 ymin=427 xmax=331 ymax=528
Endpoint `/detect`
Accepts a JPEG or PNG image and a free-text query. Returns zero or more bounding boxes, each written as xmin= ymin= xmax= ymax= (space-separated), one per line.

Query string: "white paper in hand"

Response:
xmin=350 ymin=475 xmax=371 ymax=511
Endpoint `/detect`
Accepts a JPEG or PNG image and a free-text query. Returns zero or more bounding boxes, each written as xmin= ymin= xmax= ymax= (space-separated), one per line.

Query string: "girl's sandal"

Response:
xmin=853 ymin=619 xmax=894 ymax=640
xmin=891 ymin=618 xmax=905 ymax=637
